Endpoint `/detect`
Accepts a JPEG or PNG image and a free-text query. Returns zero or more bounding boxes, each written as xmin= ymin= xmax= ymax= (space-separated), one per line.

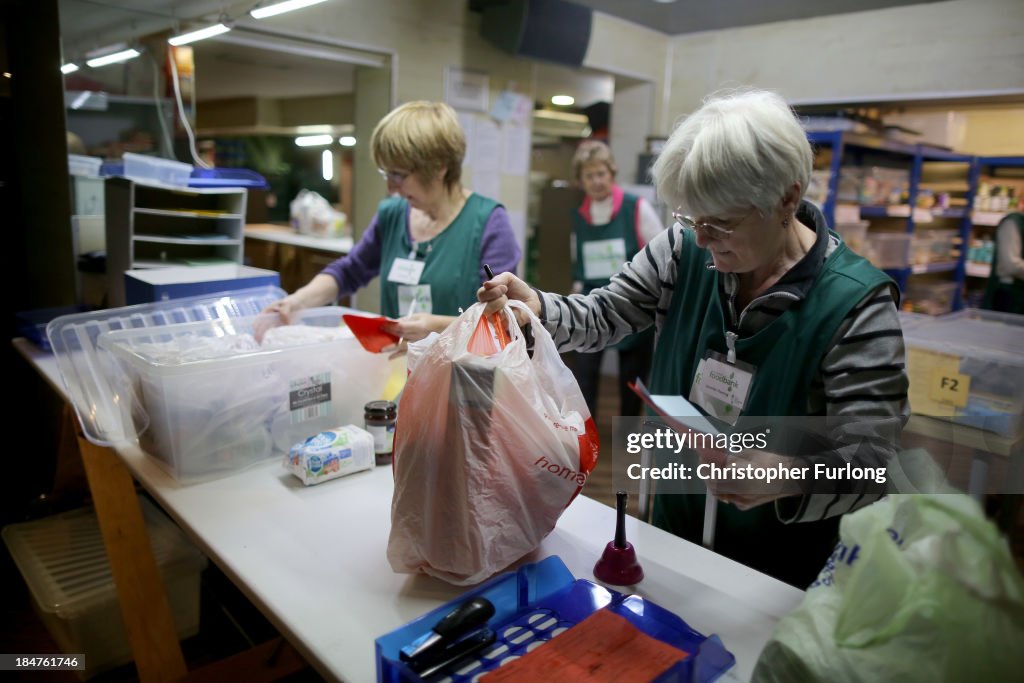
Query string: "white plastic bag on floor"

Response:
xmin=753 ymin=494 xmax=1024 ymax=683
xmin=387 ymin=302 xmax=599 ymax=585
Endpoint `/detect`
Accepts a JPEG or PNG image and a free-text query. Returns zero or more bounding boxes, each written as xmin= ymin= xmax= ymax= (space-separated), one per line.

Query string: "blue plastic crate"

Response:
xmin=189 ymin=168 xmax=268 ymax=190
xmin=375 ymin=556 xmax=734 ymax=683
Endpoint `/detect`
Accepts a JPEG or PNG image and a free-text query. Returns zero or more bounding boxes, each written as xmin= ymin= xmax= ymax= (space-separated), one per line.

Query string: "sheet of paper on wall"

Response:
xmin=472 ymin=172 xmax=500 ymax=204
xmin=501 ymin=123 xmax=531 ymax=175
xmin=458 ymin=113 xmax=478 ymax=165
xmin=473 ymin=118 xmax=501 ymax=173
xmin=490 ymin=90 xmax=519 ymax=123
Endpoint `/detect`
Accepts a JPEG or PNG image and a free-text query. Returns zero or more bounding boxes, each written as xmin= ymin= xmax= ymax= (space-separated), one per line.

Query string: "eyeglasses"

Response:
xmin=377 ymin=168 xmax=411 ymax=184
xmin=672 ymin=210 xmax=736 ymax=240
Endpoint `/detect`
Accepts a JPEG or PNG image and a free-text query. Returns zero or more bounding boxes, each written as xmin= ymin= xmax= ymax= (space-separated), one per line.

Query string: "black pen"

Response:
xmin=484 ymin=264 xmax=495 ymax=280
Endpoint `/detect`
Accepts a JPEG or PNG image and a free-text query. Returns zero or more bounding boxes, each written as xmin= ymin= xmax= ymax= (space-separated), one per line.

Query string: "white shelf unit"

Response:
xmin=105 ymin=177 xmax=247 ymax=306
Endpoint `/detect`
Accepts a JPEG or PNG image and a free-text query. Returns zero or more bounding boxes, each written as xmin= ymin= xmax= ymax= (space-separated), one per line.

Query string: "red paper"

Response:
xmin=481 ymin=609 xmax=688 ymax=682
xmin=342 ymin=314 xmax=400 ymax=353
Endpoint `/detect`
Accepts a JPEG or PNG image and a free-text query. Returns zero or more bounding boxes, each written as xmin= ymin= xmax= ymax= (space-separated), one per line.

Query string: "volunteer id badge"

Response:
xmin=582 ymin=238 xmax=627 ymax=280
xmin=387 ymin=257 xmax=425 ymax=285
xmin=688 ymin=351 xmax=755 ymax=425
xmin=397 ymin=284 xmax=432 ymax=316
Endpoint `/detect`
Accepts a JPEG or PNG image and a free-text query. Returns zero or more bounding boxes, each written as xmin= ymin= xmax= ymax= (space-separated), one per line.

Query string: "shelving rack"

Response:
xmin=105 ymin=177 xmax=247 ymax=307
xmin=964 ymin=156 xmax=1024 ymax=303
xmin=808 ymin=131 xmax=978 ymax=312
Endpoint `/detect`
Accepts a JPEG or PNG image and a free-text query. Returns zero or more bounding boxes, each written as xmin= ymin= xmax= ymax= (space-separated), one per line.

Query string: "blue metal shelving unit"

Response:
xmin=807 ymin=131 xmax=980 ymax=311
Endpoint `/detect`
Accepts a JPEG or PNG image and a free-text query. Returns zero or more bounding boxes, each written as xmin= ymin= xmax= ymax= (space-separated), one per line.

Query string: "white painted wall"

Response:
xmin=665 ymin=0 xmax=1024 ymax=123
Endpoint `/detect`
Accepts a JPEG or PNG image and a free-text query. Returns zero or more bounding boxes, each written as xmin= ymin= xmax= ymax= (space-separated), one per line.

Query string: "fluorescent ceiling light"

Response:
xmin=295 ymin=134 xmax=333 ymax=147
xmin=551 ymin=94 xmax=575 ymax=106
xmin=169 ymin=23 xmax=231 ymax=47
xmin=338 ymin=136 xmax=356 ymax=147
xmin=61 ymin=63 xmax=79 ymax=74
xmin=86 ymin=48 xmax=141 ymax=68
xmin=250 ymin=0 xmax=329 ymax=20
xmin=322 ymin=150 xmax=334 ymax=181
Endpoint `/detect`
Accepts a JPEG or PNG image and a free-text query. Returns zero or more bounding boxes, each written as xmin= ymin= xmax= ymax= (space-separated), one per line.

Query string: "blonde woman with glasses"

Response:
xmin=263 ymin=101 xmax=520 ymax=350
xmin=478 ymin=88 xmax=909 ymax=587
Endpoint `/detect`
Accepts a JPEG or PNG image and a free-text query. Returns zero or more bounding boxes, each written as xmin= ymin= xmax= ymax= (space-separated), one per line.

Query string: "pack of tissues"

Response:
xmin=286 ymin=425 xmax=375 ymax=486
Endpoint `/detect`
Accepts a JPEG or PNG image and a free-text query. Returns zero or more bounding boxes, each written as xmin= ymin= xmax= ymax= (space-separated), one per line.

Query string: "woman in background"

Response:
xmin=262 ymin=101 xmax=520 ymax=346
xmin=981 ymin=211 xmax=1024 ymax=313
xmin=570 ymin=140 xmax=664 ymax=417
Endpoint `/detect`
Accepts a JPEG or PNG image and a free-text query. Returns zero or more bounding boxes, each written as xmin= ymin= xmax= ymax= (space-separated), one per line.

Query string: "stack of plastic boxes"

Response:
xmin=47 ymin=287 xmax=393 ymax=484
xmin=2 ymin=497 xmax=206 ymax=679
xmin=902 ymin=308 xmax=1024 ymax=438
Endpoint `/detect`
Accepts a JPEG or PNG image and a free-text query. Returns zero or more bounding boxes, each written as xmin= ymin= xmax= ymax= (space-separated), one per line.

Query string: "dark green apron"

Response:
xmin=573 ymin=193 xmax=652 ymax=351
xmin=649 ymin=229 xmax=892 ymax=587
xmin=377 ymin=194 xmax=499 ymax=318
xmin=982 ymin=212 xmax=1024 ymax=314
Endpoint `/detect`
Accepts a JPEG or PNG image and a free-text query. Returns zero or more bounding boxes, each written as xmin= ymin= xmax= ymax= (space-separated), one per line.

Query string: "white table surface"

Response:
xmin=244 ymin=225 xmax=354 ymax=254
xmin=15 ymin=338 xmax=805 ymax=682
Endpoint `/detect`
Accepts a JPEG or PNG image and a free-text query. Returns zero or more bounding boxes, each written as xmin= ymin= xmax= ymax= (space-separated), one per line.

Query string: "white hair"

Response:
xmin=651 ymin=87 xmax=812 ymax=218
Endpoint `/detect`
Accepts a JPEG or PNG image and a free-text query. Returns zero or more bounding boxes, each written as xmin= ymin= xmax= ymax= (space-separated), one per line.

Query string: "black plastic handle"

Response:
xmin=615 ymin=490 xmax=628 ymax=549
xmin=433 ymin=597 xmax=495 ymax=639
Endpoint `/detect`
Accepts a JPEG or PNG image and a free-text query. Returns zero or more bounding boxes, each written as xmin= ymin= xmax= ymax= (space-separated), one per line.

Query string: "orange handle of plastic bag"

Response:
xmin=467 ymin=311 xmax=512 ymax=356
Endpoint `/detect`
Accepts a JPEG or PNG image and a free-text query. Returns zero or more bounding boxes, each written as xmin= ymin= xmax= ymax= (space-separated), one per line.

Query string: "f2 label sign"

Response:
xmin=928 ymin=370 xmax=970 ymax=408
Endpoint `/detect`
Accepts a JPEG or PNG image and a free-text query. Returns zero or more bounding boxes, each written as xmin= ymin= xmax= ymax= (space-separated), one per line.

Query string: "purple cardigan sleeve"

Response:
xmin=318 ymin=213 xmax=383 ymax=299
xmin=479 ymin=206 xmax=521 ymax=283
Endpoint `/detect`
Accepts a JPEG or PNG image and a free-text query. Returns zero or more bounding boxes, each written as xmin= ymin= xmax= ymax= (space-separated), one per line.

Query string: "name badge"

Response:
xmin=582 ymin=238 xmax=627 ymax=280
xmin=689 ymin=354 xmax=754 ymax=425
xmin=397 ymin=284 xmax=432 ymax=316
xmin=387 ymin=257 xmax=425 ymax=285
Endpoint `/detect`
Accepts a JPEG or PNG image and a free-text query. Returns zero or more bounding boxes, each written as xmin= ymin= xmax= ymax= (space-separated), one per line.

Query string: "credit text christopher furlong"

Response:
xmin=624 ymin=429 xmax=888 ymax=484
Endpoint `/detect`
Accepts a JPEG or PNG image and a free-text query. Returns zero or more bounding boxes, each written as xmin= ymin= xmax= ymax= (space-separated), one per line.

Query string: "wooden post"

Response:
xmin=76 ymin=433 xmax=188 ymax=682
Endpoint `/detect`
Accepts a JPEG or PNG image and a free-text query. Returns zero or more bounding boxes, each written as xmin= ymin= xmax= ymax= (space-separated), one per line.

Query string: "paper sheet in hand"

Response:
xmin=342 ymin=314 xmax=399 ymax=353
xmin=628 ymin=377 xmax=721 ymax=437
xmin=629 ymin=378 xmax=726 ymax=548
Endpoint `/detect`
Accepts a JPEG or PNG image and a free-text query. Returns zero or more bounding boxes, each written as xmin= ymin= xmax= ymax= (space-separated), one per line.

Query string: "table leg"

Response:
xmin=76 ymin=430 xmax=188 ymax=682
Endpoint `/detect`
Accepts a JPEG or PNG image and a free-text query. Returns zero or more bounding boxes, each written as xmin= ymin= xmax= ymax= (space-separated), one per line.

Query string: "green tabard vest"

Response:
xmin=649 ymin=229 xmax=892 ymax=586
xmin=376 ymin=194 xmax=498 ymax=319
xmin=982 ymin=212 xmax=1024 ymax=314
xmin=573 ymin=193 xmax=651 ymax=351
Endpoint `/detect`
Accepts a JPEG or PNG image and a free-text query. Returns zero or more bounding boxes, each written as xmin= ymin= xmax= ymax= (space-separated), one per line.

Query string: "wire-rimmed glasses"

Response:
xmin=672 ymin=210 xmax=736 ymax=240
xmin=377 ymin=168 xmax=410 ymax=184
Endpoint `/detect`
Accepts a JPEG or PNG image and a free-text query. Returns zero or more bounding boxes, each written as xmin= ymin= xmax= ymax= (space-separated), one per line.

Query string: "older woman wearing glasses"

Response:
xmin=263 ymin=101 xmax=520 ymax=346
xmin=478 ymin=88 xmax=908 ymax=587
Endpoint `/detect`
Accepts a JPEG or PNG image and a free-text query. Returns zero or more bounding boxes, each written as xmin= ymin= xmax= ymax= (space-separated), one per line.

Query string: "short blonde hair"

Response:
xmin=651 ymin=88 xmax=812 ymax=217
xmin=572 ymin=140 xmax=617 ymax=181
xmin=371 ymin=101 xmax=465 ymax=188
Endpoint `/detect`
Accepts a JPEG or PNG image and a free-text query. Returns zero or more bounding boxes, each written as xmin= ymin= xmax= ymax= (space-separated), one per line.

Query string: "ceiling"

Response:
xmin=568 ymin=0 xmax=944 ymax=35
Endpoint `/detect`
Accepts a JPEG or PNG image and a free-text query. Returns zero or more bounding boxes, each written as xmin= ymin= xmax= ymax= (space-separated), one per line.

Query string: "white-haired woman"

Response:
xmin=478 ymin=88 xmax=909 ymax=587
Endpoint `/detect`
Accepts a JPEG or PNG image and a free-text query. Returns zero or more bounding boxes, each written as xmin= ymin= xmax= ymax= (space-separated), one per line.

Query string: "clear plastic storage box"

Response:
xmin=904 ymin=280 xmax=959 ymax=316
xmin=903 ymin=309 xmax=1024 ymax=437
xmin=48 ymin=288 xmax=395 ymax=483
xmin=122 ymin=152 xmax=193 ymax=187
xmin=910 ymin=229 xmax=959 ymax=265
xmin=834 ymin=220 xmax=869 ymax=254
xmin=2 ymin=497 xmax=206 ymax=679
xmin=865 ymin=232 xmax=912 ymax=269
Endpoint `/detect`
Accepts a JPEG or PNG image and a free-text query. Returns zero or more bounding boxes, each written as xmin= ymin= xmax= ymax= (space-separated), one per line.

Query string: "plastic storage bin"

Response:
xmin=68 ymin=154 xmax=103 ymax=177
xmin=2 ymin=497 xmax=206 ymax=679
xmin=903 ymin=309 xmax=1024 ymax=437
xmin=47 ymin=286 xmax=287 ymax=448
xmin=376 ymin=556 xmax=735 ymax=683
xmin=904 ymin=280 xmax=959 ymax=316
xmin=865 ymin=232 xmax=912 ymax=269
xmin=834 ymin=220 xmax=869 ymax=254
xmin=96 ymin=307 xmax=393 ymax=483
xmin=910 ymin=229 xmax=959 ymax=265
xmin=123 ymin=152 xmax=193 ymax=187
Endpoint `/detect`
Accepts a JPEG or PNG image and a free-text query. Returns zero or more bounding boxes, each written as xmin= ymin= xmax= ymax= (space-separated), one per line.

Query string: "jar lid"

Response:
xmin=365 ymin=400 xmax=397 ymax=416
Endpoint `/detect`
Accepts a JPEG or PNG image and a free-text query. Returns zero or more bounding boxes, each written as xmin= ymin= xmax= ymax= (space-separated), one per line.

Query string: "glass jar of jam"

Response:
xmin=364 ymin=400 xmax=398 ymax=466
